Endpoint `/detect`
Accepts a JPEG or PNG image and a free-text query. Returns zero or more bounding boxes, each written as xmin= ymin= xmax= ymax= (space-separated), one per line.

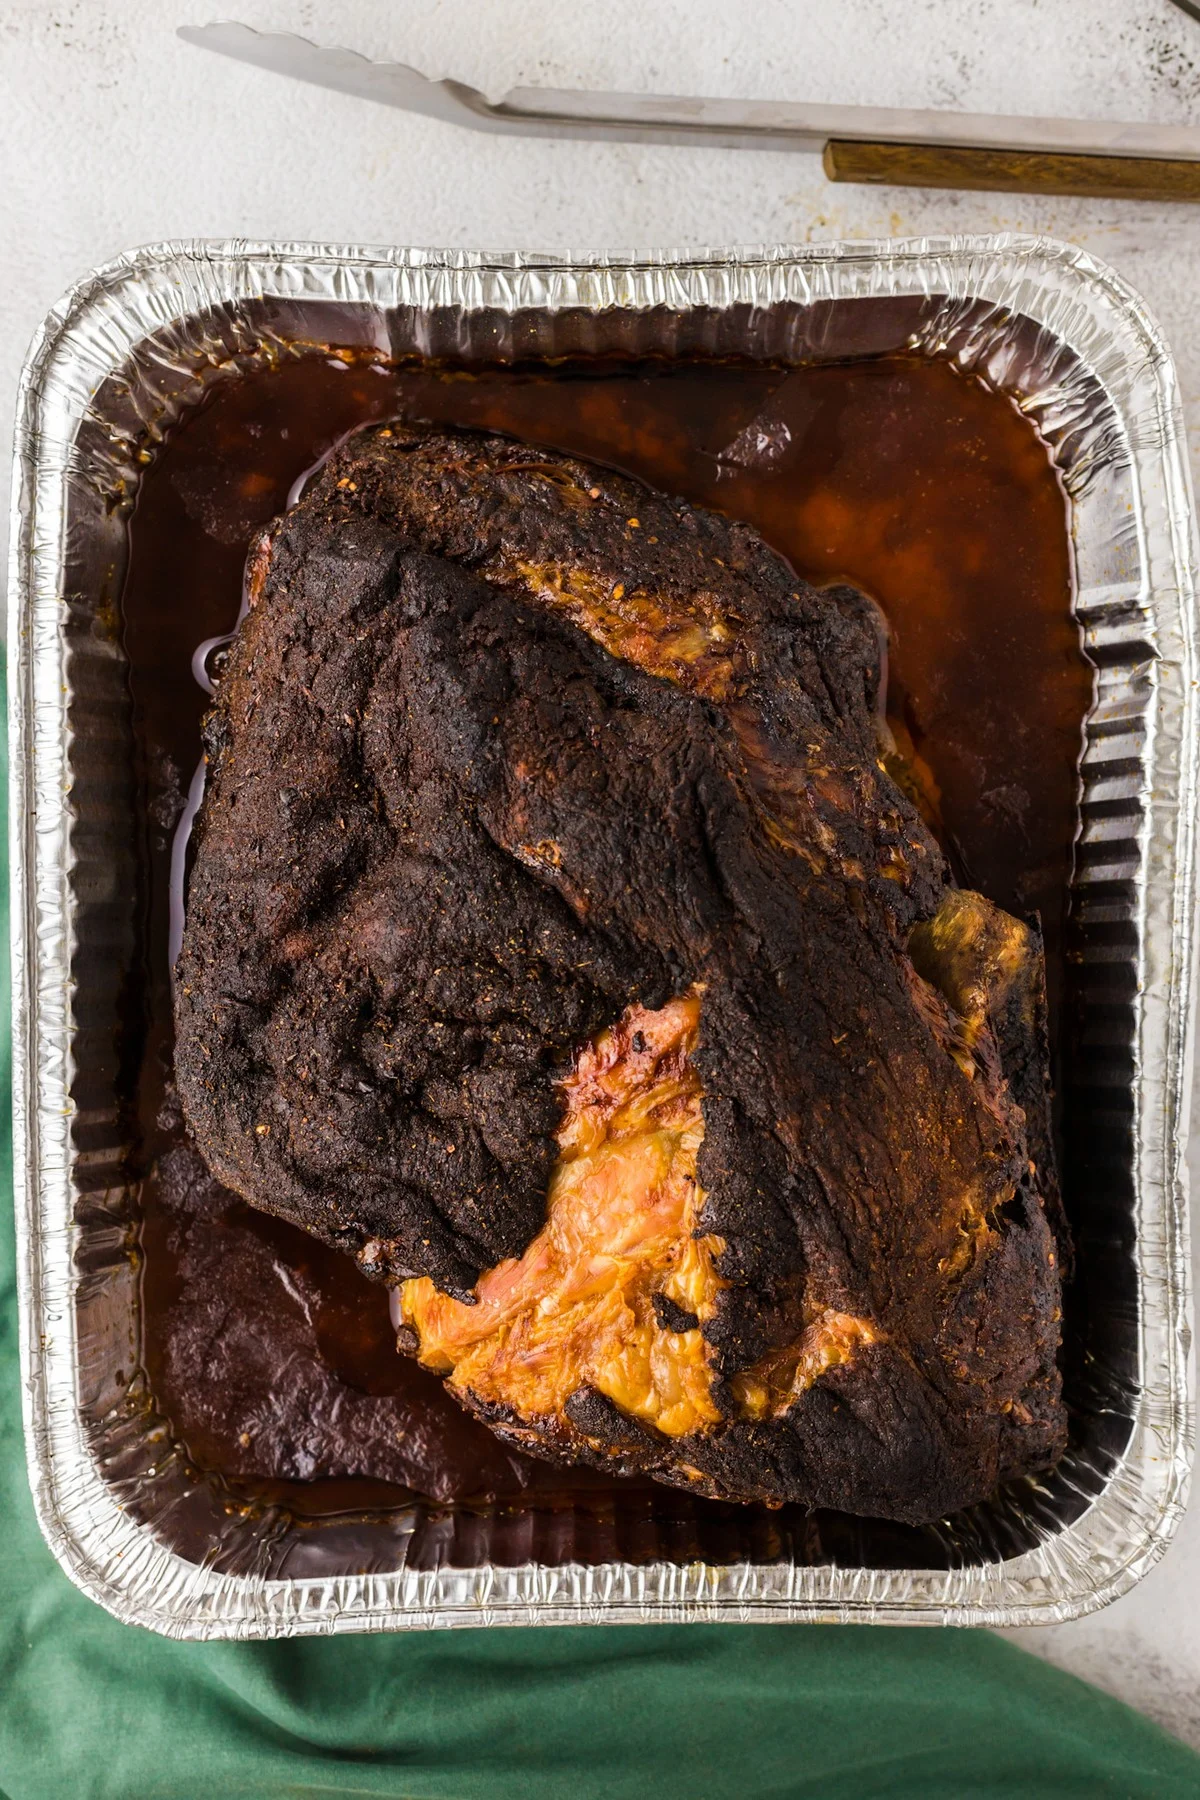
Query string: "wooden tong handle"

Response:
xmin=824 ymin=139 xmax=1200 ymax=203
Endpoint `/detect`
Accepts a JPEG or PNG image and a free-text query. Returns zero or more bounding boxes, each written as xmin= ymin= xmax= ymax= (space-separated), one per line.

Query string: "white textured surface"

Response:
xmin=3 ymin=0 xmax=1200 ymax=1748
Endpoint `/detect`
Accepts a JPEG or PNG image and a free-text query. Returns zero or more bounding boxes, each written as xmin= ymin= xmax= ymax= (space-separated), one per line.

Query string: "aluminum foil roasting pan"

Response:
xmin=8 ymin=236 xmax=1198 ymax=1635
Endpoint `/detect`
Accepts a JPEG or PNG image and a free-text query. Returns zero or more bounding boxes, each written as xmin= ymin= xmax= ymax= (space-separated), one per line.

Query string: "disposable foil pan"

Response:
xmin=8 ymin=237 xmax=1199 ymax=1636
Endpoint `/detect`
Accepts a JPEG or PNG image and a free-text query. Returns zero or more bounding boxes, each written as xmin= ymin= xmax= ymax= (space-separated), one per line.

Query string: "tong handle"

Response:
xmin=824 ymin=139 xmax=1200 ymax=202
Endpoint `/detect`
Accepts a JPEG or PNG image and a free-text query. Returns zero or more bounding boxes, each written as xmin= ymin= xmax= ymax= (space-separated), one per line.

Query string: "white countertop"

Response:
xmin=3 ymin=0 xmax=1199 ymax=1749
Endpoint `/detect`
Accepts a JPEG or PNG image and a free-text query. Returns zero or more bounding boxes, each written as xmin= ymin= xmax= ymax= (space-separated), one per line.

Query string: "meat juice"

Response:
xmin=121 ymin=350 xmax=1086 ymax=1515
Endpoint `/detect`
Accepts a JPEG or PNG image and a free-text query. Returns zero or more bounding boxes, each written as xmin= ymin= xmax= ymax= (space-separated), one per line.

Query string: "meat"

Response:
xmin=174 ymin=420 xmax=1066 ymax=1524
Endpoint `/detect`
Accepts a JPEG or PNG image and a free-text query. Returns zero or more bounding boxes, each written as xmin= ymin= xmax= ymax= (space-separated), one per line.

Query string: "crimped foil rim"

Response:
xmin=8 ymin=234 xmax=1197 ymax=1635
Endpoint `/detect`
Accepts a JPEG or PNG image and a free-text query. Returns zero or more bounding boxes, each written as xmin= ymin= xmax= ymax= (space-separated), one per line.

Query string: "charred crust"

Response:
xmin=564 ymin=1385 xmax=665 ymax=1449
xmin=652 ymin=1292 xmax=701 ymax=1334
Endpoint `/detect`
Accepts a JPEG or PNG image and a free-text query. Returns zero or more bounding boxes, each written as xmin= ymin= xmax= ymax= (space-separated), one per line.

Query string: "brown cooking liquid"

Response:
xmin=125 ymin=348 xmax=1085 ymax=1520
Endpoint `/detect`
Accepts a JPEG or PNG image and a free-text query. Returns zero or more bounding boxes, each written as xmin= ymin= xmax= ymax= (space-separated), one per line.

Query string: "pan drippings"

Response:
xmin=124 ymin=348 xmax=1083 ymax=1514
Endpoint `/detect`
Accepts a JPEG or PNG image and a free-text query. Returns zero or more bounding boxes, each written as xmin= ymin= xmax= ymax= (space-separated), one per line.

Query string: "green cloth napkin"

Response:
xmin=2 ymin=672 xmax=1199 ymax=1800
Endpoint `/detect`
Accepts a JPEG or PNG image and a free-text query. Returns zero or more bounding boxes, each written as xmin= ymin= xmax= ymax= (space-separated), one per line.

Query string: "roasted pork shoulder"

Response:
xmin=175 ymin=422 xmax=1066 ymax=1523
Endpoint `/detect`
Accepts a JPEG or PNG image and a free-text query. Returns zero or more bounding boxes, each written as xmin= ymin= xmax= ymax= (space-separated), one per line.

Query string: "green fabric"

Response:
xmin=2 ymin=675 xmax=1199 ymax=1800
